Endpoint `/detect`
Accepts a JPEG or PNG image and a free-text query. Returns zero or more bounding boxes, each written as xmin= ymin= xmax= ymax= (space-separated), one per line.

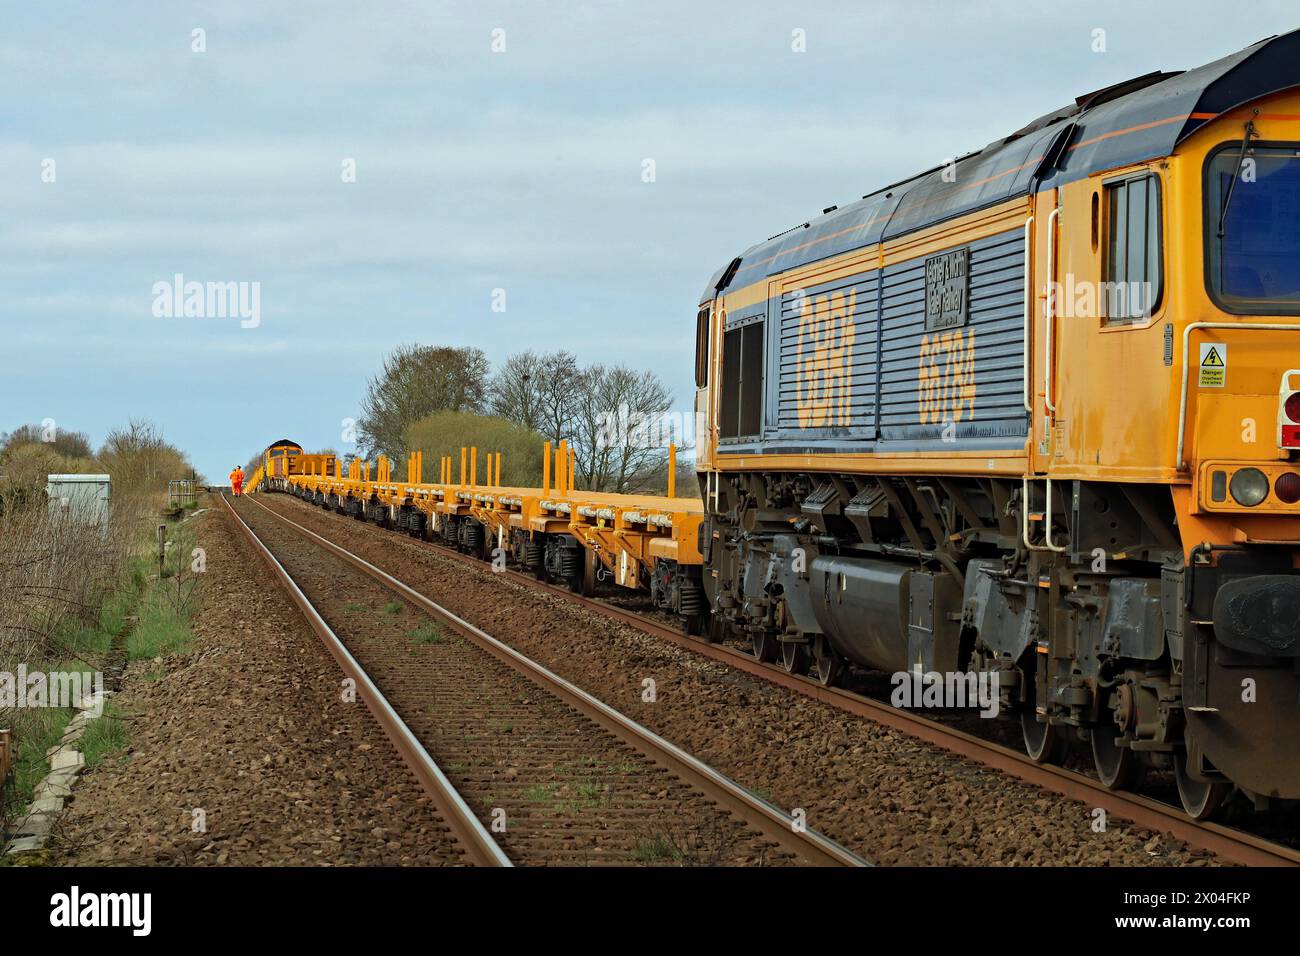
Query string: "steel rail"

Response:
xmin=240 ymin=493 xmax=866 ymax=868
xmin=554 ymin=590 xmax=1300 ymax=868
xmin=219 ymin=493 xmax=512 ymax=867
xmin=566 ymin=601 xmax=1300 ymax=868
xmin=260 ymin=493 xmax=1300 ymax=868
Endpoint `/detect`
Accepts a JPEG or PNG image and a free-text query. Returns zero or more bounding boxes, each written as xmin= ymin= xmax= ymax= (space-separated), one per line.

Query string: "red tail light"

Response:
xmin=1287 ymin=392 xmax=1300 ymax=424
xmin=1277 ymin=472 xmax=1300 ymax=504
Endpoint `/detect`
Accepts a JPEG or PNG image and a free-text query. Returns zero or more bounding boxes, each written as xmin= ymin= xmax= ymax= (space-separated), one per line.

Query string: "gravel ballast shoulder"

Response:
xmin=52 ymin=505 xmax=466 ymax=866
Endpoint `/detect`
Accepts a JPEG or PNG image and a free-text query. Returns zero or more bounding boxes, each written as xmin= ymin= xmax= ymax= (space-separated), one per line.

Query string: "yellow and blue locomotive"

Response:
xmin=693 ymin=30 xmax=1300 ymax=818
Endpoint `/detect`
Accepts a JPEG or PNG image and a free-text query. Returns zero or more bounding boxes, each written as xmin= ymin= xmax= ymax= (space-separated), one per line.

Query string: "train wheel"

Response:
xmin=779 ymin=640 xmax=810 ymax=676
xmin=1090 ymin=727 xmax=1142 ymax=790
xmin=682 ymin=613 xmax=705 ymax=638
xmin=811 ymin=637 xmax=844 ymax=688
xmin=751 ymin=629 xmax=778 ymax=663
xmin=1091 ymin=688 xmax=1142 ymax=790
xmin=1020 ymin=709 xmax=1068 ymax=764
xmin=1174 ymin=732 xmax=1231 ymax=821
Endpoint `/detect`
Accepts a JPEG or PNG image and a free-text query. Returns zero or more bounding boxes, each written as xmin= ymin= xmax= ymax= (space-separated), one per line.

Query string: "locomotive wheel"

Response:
xmin=682 ymin=613 xmax=706 ymax=638
xmin=751 ymin=629 xmax=778 ymax=663
xmin=1174 ymin=732 xmax=1232 ymax=821
xmin=1090 ymin=726 xmax=1142 ymax=790
xmin=1020 ymin=709 xmax=1068 ymax=764
xmin=779 ymin=640 xmax=810 ymax=676
xmin=811 ymin=636 xmax=844 ymax=687
xmin=1091 ymin=688 xmax=1143 ymax=790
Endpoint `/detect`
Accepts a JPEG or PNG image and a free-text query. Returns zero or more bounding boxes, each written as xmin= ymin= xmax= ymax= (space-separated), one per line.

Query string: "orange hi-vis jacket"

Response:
xmin=230 ymin=468 xmax=243 ymax=488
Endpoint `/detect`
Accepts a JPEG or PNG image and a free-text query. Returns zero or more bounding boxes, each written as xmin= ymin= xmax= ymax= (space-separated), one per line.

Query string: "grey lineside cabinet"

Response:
xmin=46 ymin=474 xmax=111 ymax=531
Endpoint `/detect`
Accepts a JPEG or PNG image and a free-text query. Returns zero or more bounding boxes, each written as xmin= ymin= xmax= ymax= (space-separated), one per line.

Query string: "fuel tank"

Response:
xmin=808 ymin=555 xmax=961 ymax=675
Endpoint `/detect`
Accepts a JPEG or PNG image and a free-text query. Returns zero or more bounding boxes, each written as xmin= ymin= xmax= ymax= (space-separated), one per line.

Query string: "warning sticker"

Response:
xmin=1198 ymin=343 xmax=1227 ymax=388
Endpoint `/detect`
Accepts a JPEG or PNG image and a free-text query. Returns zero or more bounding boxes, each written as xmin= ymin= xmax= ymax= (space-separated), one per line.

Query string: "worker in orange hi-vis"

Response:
xmin=230 ymin=465 xmax=244 ymax=497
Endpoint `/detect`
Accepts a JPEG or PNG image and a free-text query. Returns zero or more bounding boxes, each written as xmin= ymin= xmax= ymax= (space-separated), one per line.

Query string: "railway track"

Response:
xmin=255 ymin=489 xmax=1300 ymax=868
xmin=221 ymin=492 xmax=865 ymax=867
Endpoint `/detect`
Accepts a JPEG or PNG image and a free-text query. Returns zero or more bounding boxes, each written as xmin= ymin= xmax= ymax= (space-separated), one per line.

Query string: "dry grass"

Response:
xmin=0 ymin=419 xmax=199 ymax=843
xmin=0 ymin=485 xmax=167 ymax=839
xmin=0 ymin=488 xmax=158 ymax=667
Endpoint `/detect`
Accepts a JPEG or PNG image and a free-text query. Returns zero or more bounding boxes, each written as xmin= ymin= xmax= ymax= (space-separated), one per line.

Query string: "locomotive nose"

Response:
xmin=1212 ymin=575 xmax=1300 ymax=656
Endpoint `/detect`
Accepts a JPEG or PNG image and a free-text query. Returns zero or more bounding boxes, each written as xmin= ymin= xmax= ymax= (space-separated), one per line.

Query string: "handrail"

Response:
xmin=1043 ymin=207 xmax=1061 ymax=418
xmin=1021 ymin=475 xmax=1067 ymax=553
xmin=1176 ymin=322 xmax=1300 ymax=469
xmin=1023 ymin=215 xmax=1034 ymax=412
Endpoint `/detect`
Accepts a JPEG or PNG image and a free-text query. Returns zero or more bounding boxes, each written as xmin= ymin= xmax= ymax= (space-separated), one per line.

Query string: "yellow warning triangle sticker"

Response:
xmin=1202 ymin=346 xmax=1224 ymax=367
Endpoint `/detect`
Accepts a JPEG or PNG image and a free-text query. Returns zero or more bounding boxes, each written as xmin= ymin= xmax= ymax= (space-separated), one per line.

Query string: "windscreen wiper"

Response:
xmin=1217 ymin=111 xmax=1259 ymax=239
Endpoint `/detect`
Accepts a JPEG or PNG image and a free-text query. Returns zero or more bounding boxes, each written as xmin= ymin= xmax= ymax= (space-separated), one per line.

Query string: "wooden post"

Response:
xmin=157 ymin=524 xmax=167 ymax=579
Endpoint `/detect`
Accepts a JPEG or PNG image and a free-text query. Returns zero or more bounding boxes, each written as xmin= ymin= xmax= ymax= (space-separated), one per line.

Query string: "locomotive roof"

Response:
xmin=705 ymin=29 xmax=1300 ymax=299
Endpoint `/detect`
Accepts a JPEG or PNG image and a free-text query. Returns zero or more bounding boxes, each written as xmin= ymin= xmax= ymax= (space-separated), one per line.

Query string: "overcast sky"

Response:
xmin=2 ymin=1 xmax=1297 ymax=481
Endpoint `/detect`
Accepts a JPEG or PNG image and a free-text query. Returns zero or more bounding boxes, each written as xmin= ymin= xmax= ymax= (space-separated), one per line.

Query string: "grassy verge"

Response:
xmin=2 ymin=511 xmax=199 ymax=830
xmin=126 ymin=521 xmax=199 ymax=661
xmin=80 ymin=702 xmax=128 ymax=770
xmin=9 ymin=708 xmax=76 ymax=809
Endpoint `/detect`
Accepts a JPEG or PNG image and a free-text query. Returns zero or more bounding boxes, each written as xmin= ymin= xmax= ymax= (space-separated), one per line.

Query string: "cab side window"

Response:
xmin=1104 ymin=173 xmax=1163 ymax=323
xmin=694 ymin=306 xmax=710 ymax=387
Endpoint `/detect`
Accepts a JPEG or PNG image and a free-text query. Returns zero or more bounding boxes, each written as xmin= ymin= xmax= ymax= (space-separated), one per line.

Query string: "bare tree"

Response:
xmin=2 ymin=424 xmax=93 ymax=459
xmin=98 ymin=419 xmax=197 ymax=491
xmin=489 ymin=350 xmax=581 ymax=445
xmin=570 ymin=365 xmax=674 ymax=493
xmin=356 ymin=344 xmax=489 ymax=459
xmin=488 ymin=351 xmax=543 ymax=431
